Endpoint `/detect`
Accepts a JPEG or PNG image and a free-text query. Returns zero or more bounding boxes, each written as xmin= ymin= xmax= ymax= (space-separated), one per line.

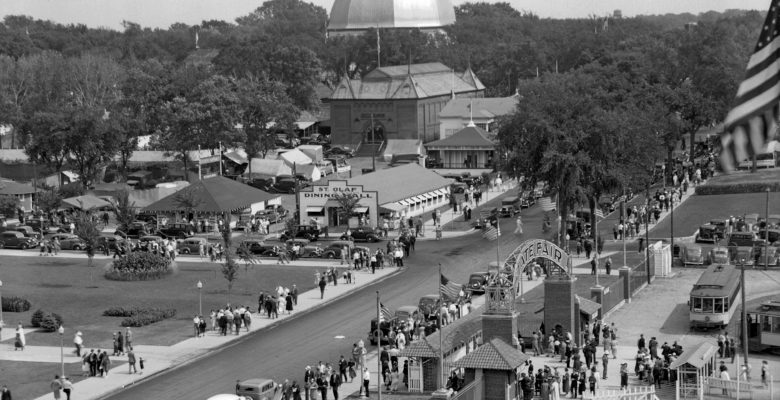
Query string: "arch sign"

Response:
xmin=503 ymin=239 xmax=572 ymax=287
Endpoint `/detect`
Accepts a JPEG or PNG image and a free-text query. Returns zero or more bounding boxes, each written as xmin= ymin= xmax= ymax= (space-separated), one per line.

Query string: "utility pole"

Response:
xmin=645 ymin=185 xmax=651 ymax=285
xmin=741 ymin=257 xmax=749 ymax=380
xmin=370 ymin=113 xmax=376 ymax=172
xmin=765 ymin=188 xmax=770 ymax=270
xmin=376 ymin=291 xmax=382 ymax=400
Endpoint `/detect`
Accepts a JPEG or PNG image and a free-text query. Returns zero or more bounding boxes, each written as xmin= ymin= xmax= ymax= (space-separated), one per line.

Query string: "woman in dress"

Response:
xmin=285 ymin=293 xmax=294 ymax=314
xmin=14 ymin=323 xmax=25 ymax=351
xmin=514 ymin=215 xmax=523 ymax=235
xmin=550 ymin=376 xmax=561 ymax=400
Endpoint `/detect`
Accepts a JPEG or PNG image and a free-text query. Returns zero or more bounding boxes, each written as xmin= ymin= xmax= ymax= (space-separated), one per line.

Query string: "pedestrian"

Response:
xmin=762 ymin=360 xmax=769 ymax=387
xmin=14 ymin=323 xmax=25 ymax=351
xmin=124 ymin=346 xmax=137 ymax=373
xmin=319 ymin=275 xmax=327 ymax=299
xmin=590 ymin=257 xmax=597 ymax=275
xmin=139 ymin=356 xmax=145 ymax=374
xmin=125 ymin=327 xmax=133 ymax=349
xmin=73 ymin=331 xmax=83 ymax=357
xmin=605 ymin=257 xmax=612 ymax=275
xmin=60 ymin=377 xmax=73 ymax=400
xmin=620 ymin=363 xmax=628 ymax=390
xmin=50 ymin=376 xmax=62 ymax=400
xmin=515 ymin=215 xmax=523 ymax=235
xmin=602 ymin=351 xmax=609 ymax=379
xmin=361 ymin=368 xmax=370 ymax=397
xmin=292 ymin=284 xmax=299 ymax=305
xmin=116 ymin=330 xmax=124 ymax=355
xmin=101 ymin=351 xmax=111 ymax=376
xmin=330 ymin=369 xmax=342 ymax=400
xmin=1 ymin=385 xmax=11 ymax=400
xmin=286 ymin=293 xmax=294 ymax=314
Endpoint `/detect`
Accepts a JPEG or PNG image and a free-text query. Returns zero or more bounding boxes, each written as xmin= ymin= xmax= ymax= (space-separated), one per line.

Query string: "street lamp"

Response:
xmin=197 ymin=280 xmax=203 ymax=316
xmin=0 ymin=280 xmax=4 ymax=329
xmin=740 ymin=257 xmax=749 ymax=380
xmin=58 ymin=325 xmax=65 ymax=378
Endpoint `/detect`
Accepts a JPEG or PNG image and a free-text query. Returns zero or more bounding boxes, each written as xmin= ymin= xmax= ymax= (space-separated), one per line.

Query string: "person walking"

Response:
xmin=73 ymin=331 xmax=83 ymax=357
xmin=50 ymin=376 xmax=62 ymax=400
xmin=60 ymin=377 xmax=73 ymax=400
xmin=602 ymin=351 xmax=609 ymax=379
xmin=14 ymin=323 xmax=25 ymax=351
xmin=319 ymin=276 xmax=327 ymax=299
xmin=127 ymin=347 xmax=137 ymax=374
xmin=1 ymin=385 xmax=11 ymax=400
xmin=361 ymin=368 xmax=370 ymax=397
xmin=100 ymin=351 xmax=111 ymax=376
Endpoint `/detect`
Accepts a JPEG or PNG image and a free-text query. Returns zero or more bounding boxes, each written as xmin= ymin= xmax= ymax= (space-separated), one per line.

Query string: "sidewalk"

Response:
xmin=6 ymin=266 xmax=403 ymax=400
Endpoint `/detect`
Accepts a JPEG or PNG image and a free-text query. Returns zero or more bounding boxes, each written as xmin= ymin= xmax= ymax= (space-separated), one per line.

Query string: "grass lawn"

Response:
xmin=705 ymin=169 xmax=780 ymax=186
xmin=0 ymin=255 xmax=318 ymax=400
xmin=649 ymin=192 xmax=780 ymax=238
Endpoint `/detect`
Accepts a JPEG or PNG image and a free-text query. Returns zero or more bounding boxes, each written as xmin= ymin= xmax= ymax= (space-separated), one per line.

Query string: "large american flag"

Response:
xmin=721 ymin=0 xmax=780 ymax=171
xmin=440 ymin=274 xmax=462 ymax=302
xmin=538 ymin=197 xmax=556 ymax=212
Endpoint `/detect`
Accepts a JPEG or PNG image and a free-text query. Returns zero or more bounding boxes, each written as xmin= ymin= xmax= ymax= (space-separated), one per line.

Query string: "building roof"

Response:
xmin=452 ymin=338 xmax=530 ymax=370
xmin=61 ymin=195 xmax=111 ymax=211
xmin=384 ymin=139 xmax=423 ymax=158
xmin=348 ymin=163 xmax=450 ymax=204
xmin=669 ymin=342 xmax=717 ymax=370
xmin=143 ymin=176 xmax=278 ymax=213
xmin=399 ymin=339 xmax=438 ymax=358
xmin=425 ymin=125 xmax=495 ymax=149
xmin=329 ymin=62 xmax=483 ymax=100
xmin=328 ymin=0 xmax=455 ymax=32
xmin=747 ymin=294 xmax=780 ymax=316
xmin=278 ymin=149 xmax=313 ymax=166
xmin=576 ymin=295 xmax=601 ymax=316
xmin=0 ymin=180 xmax=38 ymax=195
xmin=439 ymin=97 xmax=518 ymax=119
xmin=244 ymin=159 xmax=293 ymax=178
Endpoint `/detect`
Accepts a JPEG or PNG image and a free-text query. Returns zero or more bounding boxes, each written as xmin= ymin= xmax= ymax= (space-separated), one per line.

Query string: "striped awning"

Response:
xmin=399 ymin=199 xmax=411 ymax=206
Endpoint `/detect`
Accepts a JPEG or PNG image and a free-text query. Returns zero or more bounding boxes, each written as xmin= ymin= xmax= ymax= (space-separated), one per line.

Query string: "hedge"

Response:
xmin=2 ymin=296 xmax=31 ymax=312
xmin=103 ymin=306 xmax=176 ymax=327
xmin=695 ymin=182 xmax=780 ymax=195
xmin=31 ymin=309 xmax=63 ymax=332
xmin=105 ymin=252 xmax=172 ymax=281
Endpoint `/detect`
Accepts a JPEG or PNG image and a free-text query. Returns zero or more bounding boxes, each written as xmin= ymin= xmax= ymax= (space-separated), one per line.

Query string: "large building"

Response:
xmin=327 ymin=0 xmax=456 ymax=37
xmin=328 ymin=62 xmax=485 ymax=148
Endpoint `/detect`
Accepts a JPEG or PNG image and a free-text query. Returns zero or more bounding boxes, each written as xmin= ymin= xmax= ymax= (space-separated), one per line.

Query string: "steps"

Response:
xmin=355 ymin=142 xmax=384 ymax=157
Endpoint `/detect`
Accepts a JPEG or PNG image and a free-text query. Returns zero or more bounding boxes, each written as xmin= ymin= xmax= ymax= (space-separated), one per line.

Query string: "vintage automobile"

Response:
xmin=138 ymin=235 xmax=164 ymax=251
xmin=241 ymin=240 xmax=279 ymax=257
xmin=255 ymin=206 xmax=288 ymax=224
xmin=235 ymin=378 xmax=280 ymax=400
xmin=680 ymin=244 xmax=705 ymax=265
xmin=730 ymin=246 xmax=757 ymax=266
xmin=418 ymin=294 xmax=442 ymax=320
xmin=321 ymin=240 xmax=354 ymax=259
xmin=759 ymin=229 xmax=780 ymax=244
xmin=155 ymin=223 xmax=193 ymax=240
xmin=707 ymin=247 xmax=730 ymax=264
xmin=96 ymin=234 xmax=123 ymax=252
xmin=727 ymin=232 xmax=760 ymax=247
xmin=466 ymin=271 xmax=490 ymax=294
xmin=394 ymin=306 xmax=421 ymax=326
xmin=48 ymin=233 xmax=86 ymax=250
xmin=341 ymin=227 xmax=382 ymax=242
xmin=285 ymin=238 xmax=323 ymax=258
xmin=756 ymin=245 xmax=779 ymax=267
xmin=368 ymin=317 xmax=399 ymax=345
xmin=280 ymin=225 xmax=322 ymax=242
xmin=177 ymin=237 xmax=209 ymax=254
xmin=695 ymin=224 xmax=724 ymax=243
xmin=0 ymin=231 xmax=38 ymax=249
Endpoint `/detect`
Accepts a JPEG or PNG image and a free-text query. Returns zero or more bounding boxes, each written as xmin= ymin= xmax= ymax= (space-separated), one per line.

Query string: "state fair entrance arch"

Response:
xmin=501 ymin=239 xmax=573 ymax=292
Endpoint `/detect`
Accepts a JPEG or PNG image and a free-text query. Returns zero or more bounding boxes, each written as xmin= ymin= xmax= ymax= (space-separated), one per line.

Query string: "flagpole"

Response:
xmin=198 ymin=145 xmax=202 ymax=180
xmin=376 ymin=291 xmax=382 ymax=400
xmin=438 ymin=263 xmax=445 ymax=390
xmin=595 ymin=208 xmax=600 ymax=287
xmin=496 ymin=217 xmax=501 ymax=267
xmin=622 ymin=188 xmax=627 ymax=269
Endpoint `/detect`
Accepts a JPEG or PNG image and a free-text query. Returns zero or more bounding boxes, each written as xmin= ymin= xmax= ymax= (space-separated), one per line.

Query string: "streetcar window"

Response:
xmin=762 ymin=316 xmax=772 ymax=332
xmin=724 ymin=298 xmax=729 ymax=311
xmin=773 ymin=317 xmax=780 ymax=333
xmin=714 ymin=298 xmax=723 ymax=314
xmin=703 ymin=298 xmax=714 ymax=313
xmin=692 ymin=297 xmax=702 ymax=311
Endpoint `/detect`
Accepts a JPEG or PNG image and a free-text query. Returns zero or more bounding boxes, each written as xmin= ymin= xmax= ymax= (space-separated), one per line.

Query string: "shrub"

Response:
xmin=103 ymin=306 xmax=177 ymax=327
xmin=103 ymin=170 xmax=116 ymax=183
xmin=2 ymin=296 xmax=31 ymax=312
xmin=39 ymin=312 xmax=64 ymax=332
xmin=31 ymin=309 xmax=45 ymax=327
xmin=105 ymin=252 xmax=172 ymax=281
xmin=696 ymin=182 xmax=780 ymax=195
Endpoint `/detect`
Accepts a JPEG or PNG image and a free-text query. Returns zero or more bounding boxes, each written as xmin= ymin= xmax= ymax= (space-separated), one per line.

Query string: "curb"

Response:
xmin=95 ymin=266 xmax=406 ymax=400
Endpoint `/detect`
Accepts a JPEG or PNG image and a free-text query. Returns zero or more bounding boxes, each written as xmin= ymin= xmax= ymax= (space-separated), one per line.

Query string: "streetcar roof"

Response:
xmin=690 ymin=264 xmax=741 ymax=297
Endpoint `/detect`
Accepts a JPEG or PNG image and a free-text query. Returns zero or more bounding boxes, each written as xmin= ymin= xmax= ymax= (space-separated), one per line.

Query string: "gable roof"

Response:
xmin=143 ymin=176 xmax=278 ymax=213
xmin=576 ymin=295 xmax=601 ymax=316
xmin=366 ymin=63 xmax=452 ymax=79
xmin=0 ymin=180 xmax=38 ymax=195
xmin=669 ymin=342 xmax=717 ymax=370
xmin=426 ymin=125 xmax=495 ymax=149
xmin=439 ymin=97 xmax=518 ymax=119
xmin=460 ymin=67 xmax=486 ymax=91
xmin=245 ymin=159 xmax=293 ymax=178
xmin=452 ymin=338 xmax=530 ymax=370
xmin=61 ymin=195 xmax=111 ymax=211
xmin=348 ymin=163 xmax=450 ymax=204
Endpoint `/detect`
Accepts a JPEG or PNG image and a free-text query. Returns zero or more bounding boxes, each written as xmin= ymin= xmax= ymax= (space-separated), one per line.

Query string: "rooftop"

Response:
xmin=348 ymin=163 xmax=451 ymax=205
xmin=425 ymin=125 xmax=495 ymax=149
xmin=143 ymin=176 xmax=279 ymax=213
xmin=439 ymin=96 xmax=518 ymax=119
xmin=452 ymin=338 xmax=530 ymax=370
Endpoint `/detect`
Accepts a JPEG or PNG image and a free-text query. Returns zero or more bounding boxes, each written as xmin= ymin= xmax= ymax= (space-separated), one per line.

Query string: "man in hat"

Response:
xmin=303 ymin=366 xmax=312 ymax=400
xmin=73 ymin=331 xmax=83 ymax=357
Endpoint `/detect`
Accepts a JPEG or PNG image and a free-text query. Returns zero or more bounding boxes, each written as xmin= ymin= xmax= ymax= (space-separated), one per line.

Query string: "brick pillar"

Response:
xmin=619 ymin=267 xmax=631 ymax=303
xmin=482 ymin=313 xmax=518 ymax=346
xmin=590 ymin=285 xmax=605 ymax=319
xmin=544 ymin=277 xmax=576 ymax=337
xmin=573 ymin=300 xmax=582 ymax=347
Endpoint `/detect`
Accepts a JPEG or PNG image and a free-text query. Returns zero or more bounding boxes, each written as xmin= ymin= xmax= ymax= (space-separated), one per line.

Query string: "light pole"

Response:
xmin=765 ymin=188 xmax=770 ymax=270
xmin=0 ymin=280 xmax=3 ymax=330
xmin=58 ymin=325 xmax=65 ymax=378
xmin=370 ymin=113 xmax=376 ymax=172
xmin=197 ymin=280 xmax=203 ymax=316
xmin=740 ymin=257 xmax=749 ymax=380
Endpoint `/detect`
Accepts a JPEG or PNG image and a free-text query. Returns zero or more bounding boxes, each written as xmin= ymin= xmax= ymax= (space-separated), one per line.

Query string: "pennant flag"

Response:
xmin=594 ymin=208 xmax=605 ymax=220
xmin=483 ymin=225 xmax=500 ymax=241
xmin=721 ymin=1 xmax=780 ymax=171
xmin=440 ymin=274 xmax=462 ymax=301
xmin=380 ymin=303 xmax=392 ymax=321
xmin=538 ymin=197 xmax=556 ymax=212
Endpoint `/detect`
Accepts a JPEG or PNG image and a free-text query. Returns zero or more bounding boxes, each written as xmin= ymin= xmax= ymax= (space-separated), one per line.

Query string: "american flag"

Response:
xmin=721 ymin=0 xmax=780 ymax=171
xmin=440 ymin=274 xmax=462 ymax=302
xmin=483 ymin=225 xmax=500 ymax=241
xmin=594 ymin=208 xmax=605 ymax=219
xmin=538 ymin=197 xmax=556 ymax=212
xmin=379 ymin=303 xmax=392 ymax=321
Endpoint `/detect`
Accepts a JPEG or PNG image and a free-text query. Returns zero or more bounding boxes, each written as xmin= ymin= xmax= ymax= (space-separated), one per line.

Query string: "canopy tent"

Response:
xmin=278 ymin=148 xmax=313 ymax=166
xmin=61 ymin=195 xmax=112 ymax=211
xmin=143 ymin=176 xmax=278 ymax=214
xmin=295 ymin=164 xmax=322 ymax=182
xmin=244 ymin=159 xmax=293 ymax=178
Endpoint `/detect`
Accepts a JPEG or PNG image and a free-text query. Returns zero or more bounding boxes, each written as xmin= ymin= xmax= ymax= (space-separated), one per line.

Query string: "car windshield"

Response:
xmin=688 ymin=247 xmax=702 ymax=256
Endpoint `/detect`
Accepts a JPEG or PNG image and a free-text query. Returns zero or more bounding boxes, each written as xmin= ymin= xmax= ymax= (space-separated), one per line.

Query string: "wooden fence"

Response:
xmin=593 ymin=386 xmax=659 ymax=400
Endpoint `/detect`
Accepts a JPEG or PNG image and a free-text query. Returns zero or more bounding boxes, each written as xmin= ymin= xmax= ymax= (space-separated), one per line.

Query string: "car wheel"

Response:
xmin=181 ymin=248 xmax=190 ymax=254
xmin=73 ymin=245 xmax=82 ymax=250
xmin=327 ymin=253 xmax=335 ymax=259
xmin=0 ymin=241 xmax=5 ymax=249
xmin=20 ymin=243 xmax=28 ymax=250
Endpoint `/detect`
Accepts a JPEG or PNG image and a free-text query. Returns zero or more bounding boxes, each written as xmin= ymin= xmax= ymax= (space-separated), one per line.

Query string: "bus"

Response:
xmin=689 ymin=264 xmax=742 ymax=330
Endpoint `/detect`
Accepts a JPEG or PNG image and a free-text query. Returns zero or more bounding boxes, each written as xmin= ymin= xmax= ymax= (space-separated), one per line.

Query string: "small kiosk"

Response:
xmin=668 ymin=342 xmax=717 ymax=400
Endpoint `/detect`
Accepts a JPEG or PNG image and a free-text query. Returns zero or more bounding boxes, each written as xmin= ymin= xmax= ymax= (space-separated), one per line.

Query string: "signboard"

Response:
xmin=302 ymin=184 xmax=375 ymax=200
xmin=515 ymin=239 xmax=570 ymax=274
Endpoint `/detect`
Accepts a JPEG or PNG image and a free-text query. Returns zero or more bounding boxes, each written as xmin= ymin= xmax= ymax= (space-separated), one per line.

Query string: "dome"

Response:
xmin=328 ymin=0 xmax=456 ymax=34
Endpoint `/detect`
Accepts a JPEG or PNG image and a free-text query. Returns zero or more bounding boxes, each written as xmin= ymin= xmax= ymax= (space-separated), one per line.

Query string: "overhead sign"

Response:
xmin=515 ymin=239 xmax=570 ymax=274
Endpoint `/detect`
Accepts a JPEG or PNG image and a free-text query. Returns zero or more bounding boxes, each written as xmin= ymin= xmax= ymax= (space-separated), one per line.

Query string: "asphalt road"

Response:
xmin=103 ymin=196 xmax=547 ymax=400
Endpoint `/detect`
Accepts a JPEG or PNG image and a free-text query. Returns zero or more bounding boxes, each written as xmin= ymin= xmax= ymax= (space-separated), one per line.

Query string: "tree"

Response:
xmin=36 ymin=188 xmax=63 ymax=217
xmin=333 ymin=192 xmax=360 ymax=226
xmin=0 ymin=195 xmax=18 ymax=217
xmin=113 ymin=189 xmax=137 ymax=231
xmin=72 ymin=210 xmax=101 ymax=280
xmin=218 ymin=213 xmax=239 ymax=304
xmin=64 ymin=106 xmax=122 ymax=187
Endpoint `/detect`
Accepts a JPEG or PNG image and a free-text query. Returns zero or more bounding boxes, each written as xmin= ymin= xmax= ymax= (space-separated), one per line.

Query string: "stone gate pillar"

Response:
xmin=544 ymin=276 xmax=576 ymax=336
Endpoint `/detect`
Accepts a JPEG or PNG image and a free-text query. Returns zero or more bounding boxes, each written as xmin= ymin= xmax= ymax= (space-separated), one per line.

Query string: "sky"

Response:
xmin=0 ymin=0 xmax=772 ymax=31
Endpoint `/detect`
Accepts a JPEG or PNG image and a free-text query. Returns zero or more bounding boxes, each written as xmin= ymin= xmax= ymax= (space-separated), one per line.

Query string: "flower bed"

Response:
xmin=103 ymin=306 xmax=177 ymax=327
xmin=104 ymin=252 xmax=172 ymax=281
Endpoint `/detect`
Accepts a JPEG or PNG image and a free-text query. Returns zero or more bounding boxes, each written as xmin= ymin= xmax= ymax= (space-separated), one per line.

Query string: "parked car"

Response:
xmin=730 ymin=246 xmax=756 ymax=266
xmin=681 ymin=244 xmax=705 ymax=265
xmin=49 ymin=233 xmax=85 ymax=250
xmin=341 ymin=227 xmax=382 ymax=242
xmin=0 ymin=231 xmax=38 ymax=249
xmin=13 ymin=225 xmax=43 ymax=240
xmin=280 ymin=225 xmax=322 ymax=242
xmin=255 ymin=207 xmax=286 ymax=224
xmin=156 ymin=223 xmax=193 ymax=240
xmin=394 ymin=306 xmax=421 ymax=326
xmin=695 ymin=224 xmax=724 ymax=243
xmin=498 ymin=197 xmax=520 ymax=218
xmin=177 ymin=237 xmax=209 ymax=254
xmin=26 ymin=219 xmax=51 ymax=233
xmin=324 ymin=146 xmax=354 ymax=158
xmin=756 ymin=245 xmax=779 ymax=267
xmin=321 ymin=240 xmax=354 ymax=259
xmin=267 ymin=179 xmax=297 ymax=194
xmin=418 ymin=294 xmax=441 ymax=320
xmin=368 ymin=317 xmax=399 ymax=345
xmin=285 ymin=238 xmax=323 ymax=258
xmin=240 ymin=240 xmax=279 ymax=257
xmin=122 ymin=221 xmax=153 ymax=239
xmin=466 ymin=271 xmax=489 ymax=294
xmin=138 ymin=235 xmax=164 ymax=251
xmin=235 ymin=378 xmax=280 ymax=400
xmin=727 ymin=232 xmax=760 ymax=247
xmin=247 ymin=178 xmax=274 ymax=191
xmin=450 ymin=182 xmax=468 ymax=194
xmin=708 ymin=247 xmax=730 ymax=264
xmin=759 ymin=229 xmax=780 ymax=244
xmin=97 ymin=234 xmax=123 ymax=252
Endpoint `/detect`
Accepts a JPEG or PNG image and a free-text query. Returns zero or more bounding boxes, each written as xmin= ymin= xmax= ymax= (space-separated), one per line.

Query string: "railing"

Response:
xmin=593 ymin=386 xmax=657 ymax=400
xmin=450 ymin=377 xmax=482 ymax=400
xmin=407 ymin=363 xmax=423 ymax=392
xmin=703 ymin=376 xmax=754 ymax=398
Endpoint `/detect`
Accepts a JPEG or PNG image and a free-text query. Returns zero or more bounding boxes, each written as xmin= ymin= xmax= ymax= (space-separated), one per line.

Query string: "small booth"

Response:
xmin=668 ymin=342 xmax=717 ymax=400
xmin=424 ymin=124 xmax=495 ymax=169
xmin=650 ymin=240 xmax=672 ymax=277
xmin=451 ymin=338 xmax=529 ymax=400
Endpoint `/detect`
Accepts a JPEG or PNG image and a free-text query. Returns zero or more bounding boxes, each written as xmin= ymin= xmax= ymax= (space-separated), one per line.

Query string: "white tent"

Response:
xmin=278 ymin=148 xmax=313 ymax=166
xmin=296 ymin=164 xmax=322 ymax=182
xmin=244 ymin=158 xmax=293 ymax=178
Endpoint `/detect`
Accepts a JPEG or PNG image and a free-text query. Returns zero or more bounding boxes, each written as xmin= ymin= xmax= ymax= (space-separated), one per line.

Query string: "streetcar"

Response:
xmin=689 ymin=264 xmax=741 ymax=330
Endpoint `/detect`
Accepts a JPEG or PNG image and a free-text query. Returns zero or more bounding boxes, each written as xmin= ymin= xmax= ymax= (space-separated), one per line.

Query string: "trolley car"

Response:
xmin=689 ymin=264 xmax=741 ymax=330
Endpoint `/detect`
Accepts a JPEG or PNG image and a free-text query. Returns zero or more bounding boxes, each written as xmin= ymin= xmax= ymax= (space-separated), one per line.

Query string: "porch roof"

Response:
xmin=425 ymin=125 xmax=495 ymax=150
xmin=452 ymin=338 xmax=529 ymax=370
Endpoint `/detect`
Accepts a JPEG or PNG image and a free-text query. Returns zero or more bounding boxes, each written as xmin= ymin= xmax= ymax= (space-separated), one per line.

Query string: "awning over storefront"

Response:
xmin=306 ymin=206 xmax=324 ymax=213
xmin=434 ymin=189 xmax=447 ymax=195
xmin=380 ymin=202 xmax=405 ymax=212
xmin=354 ymin=206 xmax=369 ymax=213
xmin=412 ymin=196 xmax=424 ymax=202
xmin=399 ymin=199 xmax=411 ymax=206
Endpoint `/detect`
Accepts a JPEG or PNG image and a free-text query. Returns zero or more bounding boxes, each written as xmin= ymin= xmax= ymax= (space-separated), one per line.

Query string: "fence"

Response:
xmin=602 ymin=277 xmax=625 ymax=314
xmin=629 ymin=267 xmax=649 ymax=296
xmin=593 ymin=386 xmax=658 ymax=400
xmin=450 ymin=377 xmax=483 ymax=400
